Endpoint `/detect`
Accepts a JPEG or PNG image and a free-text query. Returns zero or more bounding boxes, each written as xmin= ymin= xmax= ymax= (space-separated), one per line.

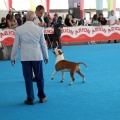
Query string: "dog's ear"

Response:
xmin=58 ymin=50 xmax=64 ymax=55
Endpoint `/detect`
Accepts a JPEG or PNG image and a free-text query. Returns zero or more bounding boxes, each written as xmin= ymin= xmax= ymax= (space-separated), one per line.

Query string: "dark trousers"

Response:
xmin=52 ymin=28 xmax=62 ymax=49
xmin=21 ymin=61 xmax=46 ymax=101
xmin=52 ymin=35 xmax=62 ymax=49
xmin=44 ymin=34 xmax=51 ymax=48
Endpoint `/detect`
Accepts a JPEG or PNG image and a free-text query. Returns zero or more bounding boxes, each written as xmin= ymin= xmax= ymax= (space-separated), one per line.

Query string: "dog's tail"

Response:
xmin=77 ymin=62 xmax=87 ymax=68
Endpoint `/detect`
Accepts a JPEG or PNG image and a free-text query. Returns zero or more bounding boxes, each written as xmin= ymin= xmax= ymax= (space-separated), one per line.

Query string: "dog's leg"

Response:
xmin=51 ymin=70 xmax=57 ymax=80
xmin=69 ymin=70 xmax=75 ymax=85
xmin=61 ymin=72 xmax=64 ymax=82
xmin=77 ymin=70 xmax=85 ymax=83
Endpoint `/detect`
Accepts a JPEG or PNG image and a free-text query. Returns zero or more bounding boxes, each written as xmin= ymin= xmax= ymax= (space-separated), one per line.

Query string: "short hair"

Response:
xmin=111 ymin=10 xmax=114 ymax=13
xmin=54 ymin=14 xmax=58 ymax=16
xmin=58 ymin=16 xmax=62 ymax=20
xmin=36 ymin=5 xmax=44 ymax=11
xmin=99 ymin=13 xmax=103 ymax=16
xmin=1 ymin=17 xmax=6 ymax=23
xmin=26 ymin=11 xmax=36 ymax=21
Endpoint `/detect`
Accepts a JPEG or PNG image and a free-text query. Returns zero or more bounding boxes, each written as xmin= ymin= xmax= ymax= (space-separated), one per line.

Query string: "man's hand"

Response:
xmin=38 ymin=22 xmax=44 ymax=27
xmin=44 ymin=59 xmax=48 ymax=64
xmin=11 ymin=60 xmax=15 ymax=66
xmin=44 ymin=23 xmax=47 ymax=27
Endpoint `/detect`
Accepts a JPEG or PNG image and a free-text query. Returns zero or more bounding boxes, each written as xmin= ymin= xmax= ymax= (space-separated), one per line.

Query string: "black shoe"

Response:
xmin=114 ymin=40 xmax=118 ymax=43
xmin=24 ymin=99 xmax=34 ymax=105
xmin=32 ymin=77 xmax=37 ymax=82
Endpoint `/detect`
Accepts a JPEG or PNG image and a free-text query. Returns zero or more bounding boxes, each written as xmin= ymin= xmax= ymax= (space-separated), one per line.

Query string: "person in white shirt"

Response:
xmin=32 ymin=5 xmax=50 ymax=82
xmin=11 ymin=11 xmax=48 ymax=105
xmin=34 ymin=5 xmax=51 ymax=48
xmin=34 ymin=5 xmax=46 ymax=27
xmin=108 ymin=10 xmax=118 ymax=43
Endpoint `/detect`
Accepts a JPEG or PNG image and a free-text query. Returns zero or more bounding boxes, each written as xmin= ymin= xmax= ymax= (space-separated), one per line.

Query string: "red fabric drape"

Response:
xmin=80 ymin=0 xmax=84 ymax=19
xmin=113 ymin=0 xmax=116 ymax=11
xmin=8 ymin=0 xmax=12 ymax=10
xmin=46 ymin=0 xmax=50 ymax=12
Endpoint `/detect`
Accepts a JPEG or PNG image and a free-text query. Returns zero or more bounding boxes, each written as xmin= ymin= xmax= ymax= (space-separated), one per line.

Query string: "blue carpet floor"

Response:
xmin=0 ymin=44 xmax=120 ymax=120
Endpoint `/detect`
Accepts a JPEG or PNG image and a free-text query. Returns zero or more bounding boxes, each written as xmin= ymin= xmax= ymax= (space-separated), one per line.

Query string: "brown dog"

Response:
xmin=51 ymin=48 xmax=87 ymax=85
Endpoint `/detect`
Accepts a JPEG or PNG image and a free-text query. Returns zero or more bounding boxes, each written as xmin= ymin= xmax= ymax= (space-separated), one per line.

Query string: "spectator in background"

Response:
xmin=22 ymin=13 xmax=26 ymax=24
xmin=64 ymin=14 xmax=73 ymax=27
xmin=51 ymin=14 xmax=58 ymax=26
xmin=44 ymin=13 xmax=52 ymax=49
xmin=108 ymin=10 xmax=118 ymax=43
xmin=91 ymin=14 xmax=101 ymax=26
xmin=44 ymin=13 xmax=49 ymax=27
xmin=6 ymin=11 xmax=13 ymax=21
xmin=98 ymin=13 xmax=108 ymax=25
xmin=18 ymin=13 xmax=23 ymax=25
xmin=0 ymin=42 xmax=4 ymax=60
xmin=8 ymin=15 xmax=18 ymax=29
xmin=48 ymin=14 xmax=52 ymax=26
xmin=0 ymin=17 xmax=8 ymax=29
xmin=15 ymin=14 xmax=22 ymax=26
xmin=118 ymin=18 xmax=120 ymax=25
xmin=71 ymin=16 xmax=77 ymax=26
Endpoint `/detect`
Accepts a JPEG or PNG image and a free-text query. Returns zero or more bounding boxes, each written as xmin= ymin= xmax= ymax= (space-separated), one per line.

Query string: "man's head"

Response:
xmin=35 ymin=5 xmax=45 ymax=17
xmin=111 ymin=10 xmax=114 ymax=16
xmin=54 ymin=14 xmax=58 ymax=20
xmin=26 ymin=11 xmax=36 ymax=21
xmin=1 ymin=17 xmax=6 ymax=23
xmin=9 ymin=11 xmax=12 ymax=15
xmin=99 ymin=13 xmax=103 ymax=19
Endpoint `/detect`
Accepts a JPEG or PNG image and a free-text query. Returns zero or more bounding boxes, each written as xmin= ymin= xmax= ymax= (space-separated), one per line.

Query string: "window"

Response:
xmin=103 ymin=0 xmax=108 ymax=9
xmin=50 ymin=0 xmax=68 ymax=9
xmin=84 ymin=0 xmax=96 ymax=9
xmin=116 ymin=0 xmax=120 ymax=8
xmin=12 ymin=0 xmax=30 ymax=10
xmin=0 ymin=0 xmax=7 ymax=10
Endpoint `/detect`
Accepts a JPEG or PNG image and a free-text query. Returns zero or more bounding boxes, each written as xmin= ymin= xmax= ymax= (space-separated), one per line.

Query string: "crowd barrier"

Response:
xmin=1 ymin=25 xmax=120 ymax=46
xmin=1 ymin=25 xmax=120 ymax=61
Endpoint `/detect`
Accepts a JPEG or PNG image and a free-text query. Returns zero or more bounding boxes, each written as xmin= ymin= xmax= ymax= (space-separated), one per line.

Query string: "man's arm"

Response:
xmin=39 ymin=29 xmax=48 ymax=63
xmin=112 ymin=20 xmax=117 ymax=25
xmin=11 ymin=29 xmax=20 ymax=65
xmin=34 ymin=17 xmax=45 ymax=27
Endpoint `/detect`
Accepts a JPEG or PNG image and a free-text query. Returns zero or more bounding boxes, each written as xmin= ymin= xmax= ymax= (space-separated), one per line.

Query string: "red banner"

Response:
xmin=1 ymin=25 xmax=120 ymax=46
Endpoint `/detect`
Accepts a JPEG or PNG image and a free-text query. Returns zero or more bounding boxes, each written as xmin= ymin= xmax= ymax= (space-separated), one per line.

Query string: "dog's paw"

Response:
xmin=82 ymin=79 xmax=85 ymax=83
xmin=82 ymin=81 xmax=85 ymax=83
xmin=51 ymin=78 xmax=54 ymax=80
xmin=60 ymin=80 xmax=64 ymax=82
xmin=69 ymin=83 xmax=72 ymax=86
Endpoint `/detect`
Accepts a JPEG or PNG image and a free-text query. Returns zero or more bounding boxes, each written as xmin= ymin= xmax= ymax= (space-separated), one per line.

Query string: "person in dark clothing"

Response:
xmin=22 ymin=14 xmax=26 ymax=24
xmin=64 ymin=14 xmax=73 ymax=27
xmin=44 ymin=13 xmax=52 ymax=49
xmin=71 ymin=16 xmax=77 ymax=26
xmin=44 ymin=13 xmax=49 ymax=27
xmin=6 ymin=11 xmax=12 ymax=21
xmin=98 ymin=13 xmax=108 ymax=25
xmin=0 ymin=17 xmax=8 ymax=29
xmin=0 ymin=42 xmax=4 ymax=60
xmin=15 ymin=14 xmax=22 ymax=26
xmin=51 ymin=15 xmax=63 ymax=49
